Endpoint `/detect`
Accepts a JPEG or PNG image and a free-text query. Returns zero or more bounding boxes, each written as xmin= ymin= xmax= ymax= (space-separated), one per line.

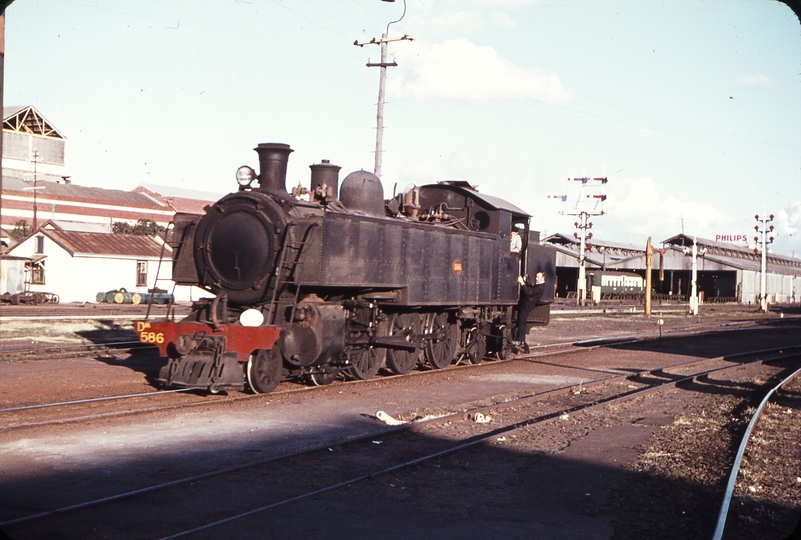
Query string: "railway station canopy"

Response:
xmin=544 ymin=233 xmax=801 ymax=304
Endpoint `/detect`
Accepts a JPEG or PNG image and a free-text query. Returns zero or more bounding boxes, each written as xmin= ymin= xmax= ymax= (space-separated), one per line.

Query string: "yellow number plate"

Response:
xmin=136 ymin=321 xmax=164 ymax=344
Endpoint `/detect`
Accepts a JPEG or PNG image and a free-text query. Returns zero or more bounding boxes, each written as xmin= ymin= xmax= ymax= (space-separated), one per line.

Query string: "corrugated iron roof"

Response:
xmin=3 ymin=105 xmax=29 ymax=119
xmin=133 ymin=185 xmax=219 ymax=215
xmin=2 ymin=176 xmax=168 ymax=210
xmin=136 ymin=183 xmax=225 ymax=202
xmin=662 ymin=233 xmax=801 ymax=268
xmin=544 ymin=233 xmax=645 ymax=253
xmin=43 ymin=229 xmax=168 ymax=258
xmin=662 ymin=233 xmax=750 ymax=251
xmin=3 ymin=105 xmax=65 ymax=139
xmin=43 ymin=220 xmax=112 ymax=233
xmin=695 ymin=252 xmax=801 ymax=276
xmin=161 ymin=196 xmax=212 ymax=215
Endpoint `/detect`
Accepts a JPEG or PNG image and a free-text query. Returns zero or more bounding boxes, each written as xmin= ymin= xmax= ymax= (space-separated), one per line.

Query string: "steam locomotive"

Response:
xmin=140 ymin=142 xmax=556 ymax=393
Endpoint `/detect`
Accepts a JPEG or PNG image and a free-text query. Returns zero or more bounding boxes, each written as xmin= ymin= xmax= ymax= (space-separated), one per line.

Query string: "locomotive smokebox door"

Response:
xmin=193 ymin=192 xmax=287 ymax=304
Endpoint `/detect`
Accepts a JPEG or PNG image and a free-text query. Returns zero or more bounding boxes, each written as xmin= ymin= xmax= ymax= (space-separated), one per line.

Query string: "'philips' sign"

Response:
xmin=715 ymin=234 xmax=748 ymax=243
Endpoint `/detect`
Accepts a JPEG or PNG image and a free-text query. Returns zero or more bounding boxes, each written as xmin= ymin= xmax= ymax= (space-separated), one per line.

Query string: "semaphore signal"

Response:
xmin=554 ymin=176 xmax=608 ymax=306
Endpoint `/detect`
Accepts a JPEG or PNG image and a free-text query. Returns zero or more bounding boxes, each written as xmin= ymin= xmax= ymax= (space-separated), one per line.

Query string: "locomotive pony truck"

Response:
xmin=139 ymin=142 xmax=555 ymax=394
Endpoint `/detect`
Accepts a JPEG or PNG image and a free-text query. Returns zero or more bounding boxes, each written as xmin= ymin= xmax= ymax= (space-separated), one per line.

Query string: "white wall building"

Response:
xmin=6 ymin=222 xmax=206 ymax=303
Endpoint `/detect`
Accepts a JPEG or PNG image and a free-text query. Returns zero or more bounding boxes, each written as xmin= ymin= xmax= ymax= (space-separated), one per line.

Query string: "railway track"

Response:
xmin=712 ymin=364 xmax=801 ymax=540
xmin=0 ymin=315 xmax=788 ymax=362
xmin=0 ymin=341 xmax=151 ymax=363
xmin=2 ymin=317 xmax=798 ymax=431
xmin=2 ymin=340 xmax=799 ymax=539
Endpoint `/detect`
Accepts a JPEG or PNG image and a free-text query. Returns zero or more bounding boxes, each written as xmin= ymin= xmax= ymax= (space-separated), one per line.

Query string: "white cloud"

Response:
xmin=784 ymin=201 xmax=801 ymax=230
xmin=407 ymin=5 xmax=524 ymax=33
xmin=604 ymin=176 xmax=732 ymax=241
xmin=388 ymin=38 xmax=570 ymax=102
xmin=774 ymin=200 xmax=801 ymax=251
xmin=736 ymin=75 xmax=775 ymax=88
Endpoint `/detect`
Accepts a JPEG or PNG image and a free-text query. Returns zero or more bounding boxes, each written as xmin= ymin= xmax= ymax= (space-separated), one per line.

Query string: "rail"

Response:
xmin=711 ymin=364 xmax=801 ymax=540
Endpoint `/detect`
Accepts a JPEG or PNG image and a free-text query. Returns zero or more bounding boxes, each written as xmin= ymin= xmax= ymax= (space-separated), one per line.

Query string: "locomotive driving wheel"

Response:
xmin=247 ymin=348 xmax=282 ymax=394
xmin=386 ymin=313 xmax=421 ymax=375
xmin=466 ymin=325 xmax=488 ymax=365
xmin=346 ymin=319 xmax=387 ymax=380
xmin=309 ymin=370 xmax=338 ymax=386
xmin=345 ymin=347 xmax=384 ymax=380
xmin=424 ymin=312 xmax=458 ymax=369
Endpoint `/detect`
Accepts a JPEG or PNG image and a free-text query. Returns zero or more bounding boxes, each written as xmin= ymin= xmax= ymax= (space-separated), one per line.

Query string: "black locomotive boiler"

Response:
xmin=140 ymin=142 xmax=555 ymax=393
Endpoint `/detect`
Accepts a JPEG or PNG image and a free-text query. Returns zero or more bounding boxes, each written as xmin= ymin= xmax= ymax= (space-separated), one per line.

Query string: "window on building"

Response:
xmin=30 ymin=262 xmax=45 ymax=285
xmin=35 ymin=236 xmax=44 ymax=254
xmin=136 ymin=261 xmax=148 ymax=287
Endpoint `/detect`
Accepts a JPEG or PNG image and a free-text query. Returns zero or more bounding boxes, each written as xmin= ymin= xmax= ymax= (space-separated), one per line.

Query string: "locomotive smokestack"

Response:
xmin=255 ymin=143 xmax=294 ymax=194
xmin=309 ymin=159 xmax=342 ymax=200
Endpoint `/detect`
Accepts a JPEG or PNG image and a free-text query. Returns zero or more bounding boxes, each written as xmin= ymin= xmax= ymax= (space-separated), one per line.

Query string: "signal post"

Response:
xmin=563 ymin=177 xmax=607 ymax=306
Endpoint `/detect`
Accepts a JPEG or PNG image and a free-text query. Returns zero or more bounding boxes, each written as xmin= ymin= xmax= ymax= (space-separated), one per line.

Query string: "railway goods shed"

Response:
xmin=659 ymin=234 xmax=800 ymax=304
xmin=545 ymin=233 xmax=801 ymax=305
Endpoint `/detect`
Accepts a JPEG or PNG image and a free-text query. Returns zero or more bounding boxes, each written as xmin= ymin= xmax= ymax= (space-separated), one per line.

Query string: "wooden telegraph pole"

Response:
xmin=354 ymin=0 xmax=411 ymax=179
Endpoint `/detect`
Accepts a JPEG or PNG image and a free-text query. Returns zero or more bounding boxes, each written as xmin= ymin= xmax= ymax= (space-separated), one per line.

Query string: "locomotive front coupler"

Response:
xmin=189 ymin=294 xmax=231 ymax=328
xmin=173 ymin=330 xmax=214 ymax=357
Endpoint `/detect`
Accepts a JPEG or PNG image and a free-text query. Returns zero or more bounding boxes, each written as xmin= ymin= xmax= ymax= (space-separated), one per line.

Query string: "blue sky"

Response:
xmin=6 ymin=0 xmax=801 ymax=255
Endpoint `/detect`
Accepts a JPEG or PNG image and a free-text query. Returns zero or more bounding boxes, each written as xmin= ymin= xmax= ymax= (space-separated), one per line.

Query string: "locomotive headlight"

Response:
xmin=236 ymin=165 xmax=257 ymax=187
xmin=240 ymin=308 xmax=265 ymax=327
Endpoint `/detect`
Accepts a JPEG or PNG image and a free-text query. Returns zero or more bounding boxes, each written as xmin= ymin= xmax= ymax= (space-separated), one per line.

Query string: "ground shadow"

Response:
xmin=1 ymin=362 xmax=799 ymax=540
xmin=579 ymin=324 xmax=801 ymax=362
xmin=75 ymin=320 xmax=139 ymax=344
xmin=89 ymin=347 xmax=170 ymax=390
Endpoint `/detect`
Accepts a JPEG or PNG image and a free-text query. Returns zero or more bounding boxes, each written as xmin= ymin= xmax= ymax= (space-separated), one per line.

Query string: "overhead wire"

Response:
xmin=58 ymin=0 xmax=369 ymax=60
xmin=299 ymin=0 xmax=367 ymax=35
xmin=351 ymin=0 xmax=393 ymax=25
xmin=269 ymin=0 xmax=355 ymax=42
